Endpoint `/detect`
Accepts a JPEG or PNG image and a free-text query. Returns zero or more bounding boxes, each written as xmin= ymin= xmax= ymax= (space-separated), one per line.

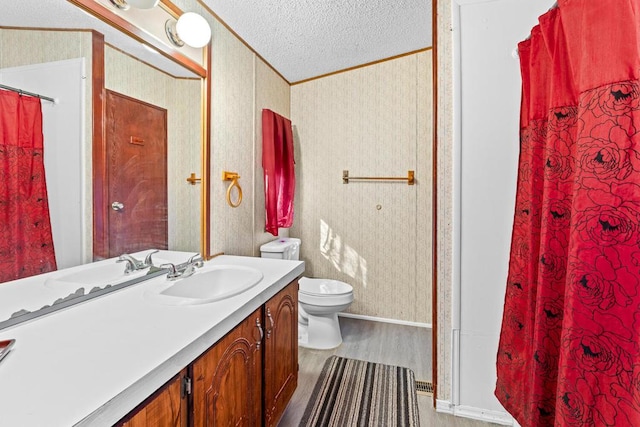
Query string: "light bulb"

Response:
xmin=176 ymin=12 xmax=211 ymax=48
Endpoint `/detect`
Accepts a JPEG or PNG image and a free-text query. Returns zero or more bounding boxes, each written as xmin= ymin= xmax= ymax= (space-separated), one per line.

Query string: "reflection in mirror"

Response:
xmin=0 ymin=0 xmax=205 ymax=282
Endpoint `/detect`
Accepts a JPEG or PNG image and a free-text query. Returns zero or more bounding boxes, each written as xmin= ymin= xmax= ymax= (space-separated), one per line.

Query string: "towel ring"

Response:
xmin=226 ymin=179 xmax=242 ymax=208
xmin=222 ymin=171 xmax=242 ymax=208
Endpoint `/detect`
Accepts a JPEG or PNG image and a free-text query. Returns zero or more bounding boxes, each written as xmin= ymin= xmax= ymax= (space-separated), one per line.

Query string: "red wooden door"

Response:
xmin=105 ymin=90 xmax=168 ymax=257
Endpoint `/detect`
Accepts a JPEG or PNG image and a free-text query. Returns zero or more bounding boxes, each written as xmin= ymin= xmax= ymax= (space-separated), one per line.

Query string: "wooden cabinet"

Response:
xmin=118 ymin=279 xmax=299 ymax=427
xmin=116 ymin=370 xmax=188 ymax=427
xmin=192 ymin=280 xmax=299 ymax=427
xmin=191 ymin=307 xmax=263 ymax=426
xmin=263 ymin=280 xmax=298 ymax=427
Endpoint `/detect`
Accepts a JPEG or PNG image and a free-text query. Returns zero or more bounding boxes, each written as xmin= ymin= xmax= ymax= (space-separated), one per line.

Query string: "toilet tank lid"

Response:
xmin=260 ymin=237 xmax=301 ymax=253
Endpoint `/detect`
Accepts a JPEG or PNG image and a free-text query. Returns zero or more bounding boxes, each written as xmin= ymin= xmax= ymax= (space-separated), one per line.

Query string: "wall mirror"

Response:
xmin=0 ymin=0 xmax=211 ymax=278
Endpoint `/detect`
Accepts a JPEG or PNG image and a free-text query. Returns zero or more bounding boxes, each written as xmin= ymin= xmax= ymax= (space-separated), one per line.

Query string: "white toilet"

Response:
xmin=260 ymin=237 xmax=354 ymax=350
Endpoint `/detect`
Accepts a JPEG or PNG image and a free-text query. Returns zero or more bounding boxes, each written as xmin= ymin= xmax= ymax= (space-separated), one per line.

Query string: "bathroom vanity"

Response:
xmin=0 ymin=252 xmax=303 ymax=426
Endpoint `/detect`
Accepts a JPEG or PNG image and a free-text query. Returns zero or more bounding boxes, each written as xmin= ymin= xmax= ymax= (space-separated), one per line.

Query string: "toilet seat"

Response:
xmin=299 ymin=277 xmax=353 ymax=295
xmin=298 ymin=277 xmax=354 ymax=307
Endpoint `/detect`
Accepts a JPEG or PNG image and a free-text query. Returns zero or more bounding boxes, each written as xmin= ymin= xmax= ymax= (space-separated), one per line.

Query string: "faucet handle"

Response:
xmin=144 ymin=250 xmax=160 ymax=267
xmin=117 ymin=255 xmax=137 ymax=274
xmin=160 ymin=263 xmax=181 ymax=280
xmin=188 ymin=253 xmax=204 ymax=268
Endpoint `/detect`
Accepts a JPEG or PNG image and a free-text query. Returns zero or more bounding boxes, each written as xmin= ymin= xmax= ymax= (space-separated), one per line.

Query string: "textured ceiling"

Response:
xmin=202 ymin=0 xmax=432 ymax=83
xmin=1 ymin=0 xmax=432 ymax=83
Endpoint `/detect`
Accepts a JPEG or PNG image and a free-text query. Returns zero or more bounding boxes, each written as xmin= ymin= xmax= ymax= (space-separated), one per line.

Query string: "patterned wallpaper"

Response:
xmin=168 ymin=79 xmax=202 ymax=252
xmin=253 ymin=59 xmax=291 ymax=254
xmin=208 ymin=15 xmax=292 ymax=258
xmin=209 ymin=17 xmax=256 ymax=257
xmin=437 ymin=0 xmax=455 ymax=402
xmin=290 ymin=52 xmax=433 ymax=324
xmin=104 ymin=47 xmax=202 ymax=253
xmin=0 ymin=29 xmax=94 ymax=263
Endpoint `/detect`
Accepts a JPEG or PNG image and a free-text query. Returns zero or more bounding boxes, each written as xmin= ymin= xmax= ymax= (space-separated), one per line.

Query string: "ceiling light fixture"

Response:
xmin=109 ymin=0 xmax=159 ymax=10
xmin=165 ymin=12 xmax=212 ymax=48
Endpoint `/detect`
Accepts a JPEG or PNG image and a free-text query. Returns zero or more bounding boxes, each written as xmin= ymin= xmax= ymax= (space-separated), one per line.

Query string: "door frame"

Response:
xmin=92 ymin=31 xmax=109 ymax=260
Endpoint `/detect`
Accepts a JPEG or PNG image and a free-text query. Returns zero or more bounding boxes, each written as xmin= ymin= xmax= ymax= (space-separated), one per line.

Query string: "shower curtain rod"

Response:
xmin=0 ymin=83 xmax=56 ymax=104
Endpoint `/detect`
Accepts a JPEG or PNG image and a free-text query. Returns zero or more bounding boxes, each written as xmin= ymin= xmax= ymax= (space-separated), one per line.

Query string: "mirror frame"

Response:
xmin=67 ymin=0 xmax=212 ymax=260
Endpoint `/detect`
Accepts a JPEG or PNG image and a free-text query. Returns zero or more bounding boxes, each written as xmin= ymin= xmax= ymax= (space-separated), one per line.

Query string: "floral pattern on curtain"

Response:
xmin=496 ymin=1 xmax=640 ymax=426
xmin=0 ymin=90 xmax=56 ymax=283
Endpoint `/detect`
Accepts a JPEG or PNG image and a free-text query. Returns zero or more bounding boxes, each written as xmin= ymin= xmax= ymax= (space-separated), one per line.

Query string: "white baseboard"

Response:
xmin=338 ymin=312 xmax=432 ymax=329
xmin=436 ymin=399 xmax=454 ymax=414
xmin=435 ymin=400 xmax=516 ymax=425
xmin=455 ymin=405 xmax=515 ymax=425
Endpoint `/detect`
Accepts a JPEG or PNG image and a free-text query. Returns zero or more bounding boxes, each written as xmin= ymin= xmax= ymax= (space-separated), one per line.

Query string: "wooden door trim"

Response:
xmin=202 ymin=43 xmax=212 ymax=260
xmin=92 ymin=31 xmax=108 ymax=260
xmin=105 ymin=89 xmax=170 ymax=113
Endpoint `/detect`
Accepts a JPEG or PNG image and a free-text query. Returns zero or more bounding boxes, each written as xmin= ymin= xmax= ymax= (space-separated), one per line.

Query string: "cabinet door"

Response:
xmin=191 ymin=307 xmax=263 ymax=427
xmin=263 ymin=280 xmax=299 ymax=427
xmin=117 ymin=370 xmax=187 ymax=427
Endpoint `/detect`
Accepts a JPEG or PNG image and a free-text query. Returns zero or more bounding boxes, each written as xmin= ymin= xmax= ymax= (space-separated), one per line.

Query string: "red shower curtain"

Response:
xmin=0 ymin=90 xmax=56 ymax=282
xmin=262 ymin=109 xmax=295 ymax=236
xmin=496 ymin=1 xmax=640 ymax=426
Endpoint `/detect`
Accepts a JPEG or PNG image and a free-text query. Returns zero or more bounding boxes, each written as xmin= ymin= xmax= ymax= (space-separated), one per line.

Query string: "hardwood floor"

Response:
xmin=278 ymin=316 xmax=501 ymax=427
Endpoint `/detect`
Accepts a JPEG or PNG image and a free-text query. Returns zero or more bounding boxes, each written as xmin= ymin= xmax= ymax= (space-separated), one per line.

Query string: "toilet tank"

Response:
xmin=260 ymin=238 xmax=301 ymax=260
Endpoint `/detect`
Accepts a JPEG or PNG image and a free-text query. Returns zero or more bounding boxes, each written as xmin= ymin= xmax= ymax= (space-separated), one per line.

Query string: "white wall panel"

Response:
xmin=456 ymin=0 xmax=554 ymax=416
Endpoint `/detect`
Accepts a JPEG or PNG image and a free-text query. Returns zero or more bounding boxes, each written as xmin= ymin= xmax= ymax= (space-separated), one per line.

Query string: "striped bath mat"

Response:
xmin=300 ymin=356 xmax=420 ymax=426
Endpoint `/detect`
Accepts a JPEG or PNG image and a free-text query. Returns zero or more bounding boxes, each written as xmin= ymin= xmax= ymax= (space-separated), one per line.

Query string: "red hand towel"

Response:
xmin=262 ymin=109 xmax=295 ymax=236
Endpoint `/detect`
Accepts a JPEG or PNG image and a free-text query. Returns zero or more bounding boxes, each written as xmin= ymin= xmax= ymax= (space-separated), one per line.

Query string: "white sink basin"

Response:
xmin=146 ymin=265 xmax=264 ymax=306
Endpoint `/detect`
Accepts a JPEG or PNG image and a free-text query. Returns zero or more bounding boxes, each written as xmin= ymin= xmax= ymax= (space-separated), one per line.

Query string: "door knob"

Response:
xmin=111 ymin=201 xmax=124 ymax=211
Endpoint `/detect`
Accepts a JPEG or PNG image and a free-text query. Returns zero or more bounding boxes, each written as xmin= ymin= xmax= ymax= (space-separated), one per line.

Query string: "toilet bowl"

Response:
xmin=259 ymin=237 xmax=355 ymax=350
xmin=298 ymin=277 xmax=353 ymax=349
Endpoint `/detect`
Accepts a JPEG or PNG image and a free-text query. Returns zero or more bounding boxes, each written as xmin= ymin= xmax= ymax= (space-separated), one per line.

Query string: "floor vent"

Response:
xmin=415 ymin=380 xmax=433 ymax=396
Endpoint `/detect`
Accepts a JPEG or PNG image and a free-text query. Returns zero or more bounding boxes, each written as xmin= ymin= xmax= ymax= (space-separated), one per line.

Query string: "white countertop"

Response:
xmin=0 ymin=253 xmax=304 ymax=426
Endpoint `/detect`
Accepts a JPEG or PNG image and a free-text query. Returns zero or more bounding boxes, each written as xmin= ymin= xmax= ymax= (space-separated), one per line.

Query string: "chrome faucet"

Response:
xmin=188 ymin=253 xmax=204 ymax=268
xmin=160 ymin=263 xmax=182 ymax=280
xmin=143 ymin=250 xmax=159 ymax=267
xmin=161 ymin=253 xmax=204 ymax=280
xmin=181 ymin=254 xmax=204 ymax=278
xmin=117 ymin=250 xmax=159 ymax=274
